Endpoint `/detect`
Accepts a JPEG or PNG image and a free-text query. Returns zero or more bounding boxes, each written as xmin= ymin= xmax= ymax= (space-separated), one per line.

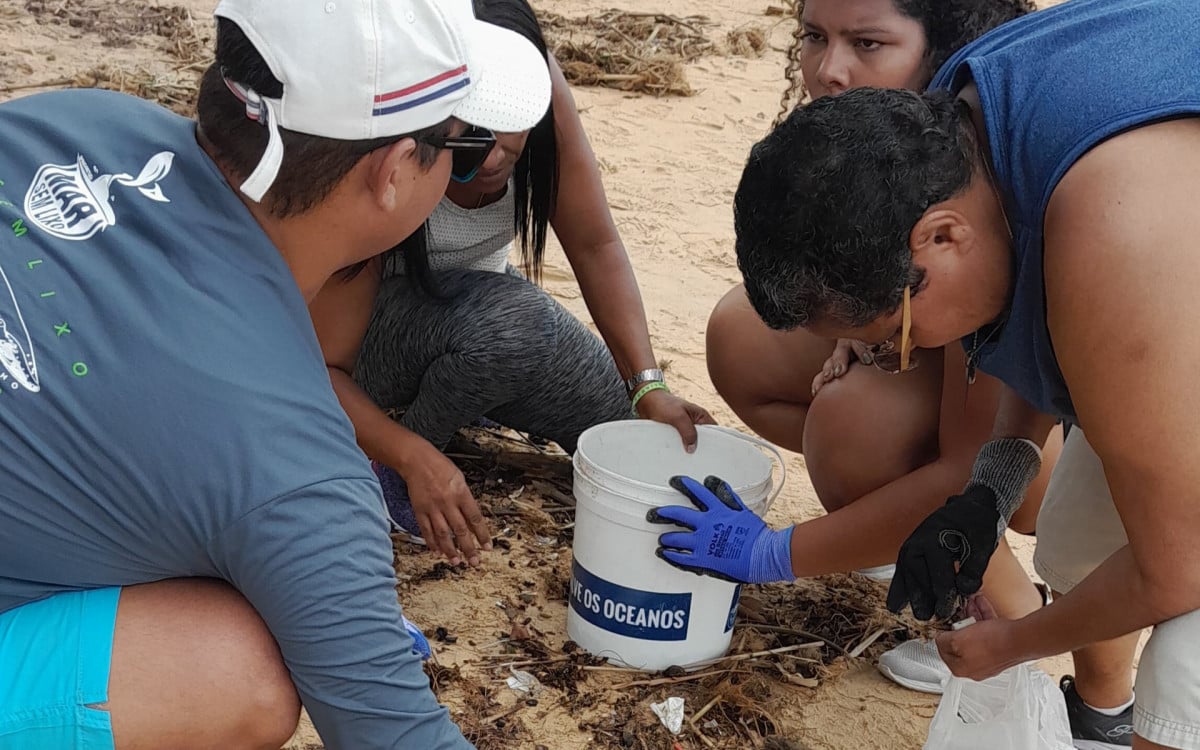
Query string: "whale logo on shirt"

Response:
xmin=23 ymin=152 xmax=174 ymax=241
xmin=0 ymin=264 xmax=38 ymax=393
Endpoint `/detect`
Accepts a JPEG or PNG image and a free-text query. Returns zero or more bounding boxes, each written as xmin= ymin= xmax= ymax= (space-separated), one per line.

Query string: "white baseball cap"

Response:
xmin=212 ymin=0 xmax=553 ymax=202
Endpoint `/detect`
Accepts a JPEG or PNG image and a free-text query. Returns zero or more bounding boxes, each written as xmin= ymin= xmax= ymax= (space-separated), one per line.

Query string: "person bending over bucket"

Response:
xmin=654 ymin=1 xmax=1200 ymax=748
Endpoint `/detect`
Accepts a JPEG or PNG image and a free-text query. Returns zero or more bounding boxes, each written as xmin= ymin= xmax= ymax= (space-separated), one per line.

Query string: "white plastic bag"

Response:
xmin=924 ymin=663 xmax=1074 ymax=750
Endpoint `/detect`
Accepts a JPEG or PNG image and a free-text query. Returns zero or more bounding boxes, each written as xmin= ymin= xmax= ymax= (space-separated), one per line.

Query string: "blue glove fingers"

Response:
xmin=669 ymin=475 xmax=714 ymax=512
xmin=647 ymin=504 xmax=705 ymax=530
xmin=703 ymin=475 xmax=747 ymax=512
xmin=657 ymin=546 xmax=746 ymax=584
xmin=657 ymin=546 xmax=698 ymax=570
xmin=658 ymin=530 xmax=698 ymax=551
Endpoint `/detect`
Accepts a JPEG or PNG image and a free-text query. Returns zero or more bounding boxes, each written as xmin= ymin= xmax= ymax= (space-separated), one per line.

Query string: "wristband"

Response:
xmin=625 ymin=368 xmax=665 ymax=394
xmin=630 ymin=381 xmax=670 ymax=416
xmin=965 ymin=437 xmax=1042 ymax=534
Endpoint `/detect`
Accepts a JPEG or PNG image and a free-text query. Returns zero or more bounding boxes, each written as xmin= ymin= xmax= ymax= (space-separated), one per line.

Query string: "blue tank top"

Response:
xmin=928 ymin=0 xmax=1200 ymax=422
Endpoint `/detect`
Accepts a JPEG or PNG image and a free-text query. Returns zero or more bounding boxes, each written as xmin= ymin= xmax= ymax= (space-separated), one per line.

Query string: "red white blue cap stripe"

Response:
xmin=373 ymin=65 xmax=471 ymax=117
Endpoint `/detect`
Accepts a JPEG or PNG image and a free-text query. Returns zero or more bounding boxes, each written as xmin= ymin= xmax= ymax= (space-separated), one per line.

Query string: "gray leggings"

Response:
xmin=354 ymin=269 xmax=631 ymax=454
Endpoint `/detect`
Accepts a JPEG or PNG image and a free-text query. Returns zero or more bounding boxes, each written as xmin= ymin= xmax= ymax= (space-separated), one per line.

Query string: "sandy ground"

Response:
xmin=0 ymin=1 xmax=1123 ymax=749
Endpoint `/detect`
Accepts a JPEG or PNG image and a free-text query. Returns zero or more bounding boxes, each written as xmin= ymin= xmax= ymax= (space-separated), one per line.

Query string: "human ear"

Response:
xmin=909 ymin=207 xmax=973 ymax=266
xmin=369 ymin=138 xmax=418 ymax=213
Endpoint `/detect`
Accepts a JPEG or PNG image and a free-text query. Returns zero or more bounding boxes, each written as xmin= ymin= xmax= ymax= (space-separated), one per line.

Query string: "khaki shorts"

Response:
xmin=1035 ymin=427 xmax=1200 ymax=749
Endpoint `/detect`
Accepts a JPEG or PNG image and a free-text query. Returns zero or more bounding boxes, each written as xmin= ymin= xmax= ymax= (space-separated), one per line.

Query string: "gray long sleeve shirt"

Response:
xmin=0 ymin=89 xmax=473 ymax=750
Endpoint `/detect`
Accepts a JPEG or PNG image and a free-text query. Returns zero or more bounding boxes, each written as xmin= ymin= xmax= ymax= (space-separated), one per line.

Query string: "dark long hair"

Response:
xmin=360 ymin=0 xmax=558 ymax=295
xmin=476 ymin=0 xmax=558 ymax=284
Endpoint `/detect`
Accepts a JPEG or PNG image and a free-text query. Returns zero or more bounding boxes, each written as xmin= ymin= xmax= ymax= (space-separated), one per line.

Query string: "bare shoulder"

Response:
xmin=1047 ymin=118 xmax=1200 ymax=245
xmin=1040 ymin=118 xmax=1200 ymax=551
xmin=1043 ymin=116 xmax=1200 ymax=446
xmin=1045 ymin=117 xmax=1200 ymax=295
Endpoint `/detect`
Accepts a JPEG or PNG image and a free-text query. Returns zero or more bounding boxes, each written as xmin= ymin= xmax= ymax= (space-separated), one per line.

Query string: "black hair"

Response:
xmin=335 ymin=226 xmax=437 ymax=299
xmin=398 ymin=0 xmax=557 ymax=297
xmin=475 ymin=0 xmax=558 ymax=284
xmin=736 ymin=87 xmax=976 ymax=329
xmin=776 ymin=0 xmax=1035 ymax=124
xmin=196 ymin=18 xmax=452 ymax=218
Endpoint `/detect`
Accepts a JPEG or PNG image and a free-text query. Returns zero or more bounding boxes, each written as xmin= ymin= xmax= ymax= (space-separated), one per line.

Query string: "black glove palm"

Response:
xmin=886 ymin=485 xmax=1002 ymax=621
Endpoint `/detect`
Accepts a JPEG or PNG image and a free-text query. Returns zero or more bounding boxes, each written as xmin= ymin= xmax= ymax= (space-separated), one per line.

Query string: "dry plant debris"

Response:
xmin=14 ymin=0 xmax=211 ymax=114
xmin=25 ymin=0 xmax=210 ymax=58
xmin=726 ymin=25 xmax=769 ymax=58
xmin=71 ymin=63 xmax=197 ymax=114
xmin=14 ymin=3 xmax=764 ymax=106
xmin=538 ymin=9 xmax=716 ymax=96
xmin=387 ymin=426 xmax=926 ymax=749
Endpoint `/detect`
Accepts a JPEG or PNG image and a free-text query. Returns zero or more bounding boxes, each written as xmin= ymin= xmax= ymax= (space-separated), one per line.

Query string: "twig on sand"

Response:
xmin=582 ymin=664 xmax=643 ymax=673
xmin=613 ymin=668 xmax=734 ymax=690
xmin=0 ymin=77 xmax=73 ymax=93
xmin=736 ymin=623 xmax=849 ymax=656
xmin=688 ymin=693 xmax=723 ymax=748
xmin=848 ymin=626 xmax=889 ymax=659
xmin=480 ymin=654 xmax=573 ymax=668
xmin=483 ymin=702 xmax=525 ymax=725
xmin=691 ymin=692 xmax=722 ymax=723
xmin=611 ymin=642 xmax=822 ymax=690
xmin=684 ymin=641 xmax=823 ymax=671
xmin=690 ymin=722 xmax=718 ymax=749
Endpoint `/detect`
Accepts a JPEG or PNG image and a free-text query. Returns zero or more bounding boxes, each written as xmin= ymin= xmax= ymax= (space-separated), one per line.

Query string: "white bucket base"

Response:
xmin=567 ymin=421 xmax=783 ymax=672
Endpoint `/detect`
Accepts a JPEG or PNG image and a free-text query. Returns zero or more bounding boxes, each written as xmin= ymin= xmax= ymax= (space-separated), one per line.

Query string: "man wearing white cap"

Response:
xmin=0 ymin=1 xmax=549 ymax=748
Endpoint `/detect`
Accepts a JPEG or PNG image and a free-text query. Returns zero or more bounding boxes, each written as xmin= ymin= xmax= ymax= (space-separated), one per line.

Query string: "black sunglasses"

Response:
xmin=421 ymin=126 xmax=496 ymax=183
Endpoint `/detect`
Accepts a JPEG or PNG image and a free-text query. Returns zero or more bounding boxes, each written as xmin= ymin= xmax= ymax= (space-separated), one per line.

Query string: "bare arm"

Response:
xmin=308 ymin=263 xmax=489 ymax=564
xmin=309 ymin=261 xmax=422 ymax=472
xmin=1004 ymin=119 xmax=1200 ymax=662
xmin=991 ymin=385 xmax=1058 ymax=446
xmin=544 ymin=56 xmax=715 ymax=443
xmin=941 ymin=122 xmax=1200 ymax=678
xmin=546 ymin=55 xmax=654 ymax=380
xmin=786 ymin=344 xmax=1003 ymax=576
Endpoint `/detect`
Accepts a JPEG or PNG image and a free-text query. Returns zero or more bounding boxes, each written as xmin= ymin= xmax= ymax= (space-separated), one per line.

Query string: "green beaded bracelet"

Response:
xmin=630 ymin=380 xmax=670 ymax=417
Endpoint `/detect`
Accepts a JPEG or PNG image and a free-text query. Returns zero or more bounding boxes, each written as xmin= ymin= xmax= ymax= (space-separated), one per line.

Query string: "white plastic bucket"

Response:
xmin=567 ymin=421 xmax=785 ymax=671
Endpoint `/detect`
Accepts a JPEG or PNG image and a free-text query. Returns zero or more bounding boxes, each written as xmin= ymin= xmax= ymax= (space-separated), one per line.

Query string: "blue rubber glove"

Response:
xmin=402 ymin=614 xmax=433 ymax=661
xmin=647 ymin=475 xmax=796 ymax=585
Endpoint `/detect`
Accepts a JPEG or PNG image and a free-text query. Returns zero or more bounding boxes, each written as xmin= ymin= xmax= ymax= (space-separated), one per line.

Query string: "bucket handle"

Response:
xmin=705 ymin=425 xmax=787 ymax=513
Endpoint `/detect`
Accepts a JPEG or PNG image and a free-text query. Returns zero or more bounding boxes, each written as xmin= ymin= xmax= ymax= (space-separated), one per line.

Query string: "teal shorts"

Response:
xmin=0 ymin=587 xmax=120 ymax=750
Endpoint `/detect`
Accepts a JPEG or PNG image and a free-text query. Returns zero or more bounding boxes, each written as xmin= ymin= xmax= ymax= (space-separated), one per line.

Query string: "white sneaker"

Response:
xmin=877 ymin=639 xmax=950 ymax=694
xmin=856 ymin=564 xmax=896 ymax=582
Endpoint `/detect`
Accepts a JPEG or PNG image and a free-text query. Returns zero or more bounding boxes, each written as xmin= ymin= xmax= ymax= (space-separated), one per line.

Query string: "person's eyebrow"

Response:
xmin=801 ymin=19 xmax=825 ymax=32
xmin=846 ymin=26 xmax=894 ymax=36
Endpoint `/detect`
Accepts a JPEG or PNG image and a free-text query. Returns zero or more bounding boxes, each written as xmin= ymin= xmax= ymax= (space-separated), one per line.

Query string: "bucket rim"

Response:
xmin=573 ymin=422 xmax=785 ymax=512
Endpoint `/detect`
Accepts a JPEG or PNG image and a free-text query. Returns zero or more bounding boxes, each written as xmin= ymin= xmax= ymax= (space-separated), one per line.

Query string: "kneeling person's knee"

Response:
xmin=109 ymin=580 xmax=300 ymax=750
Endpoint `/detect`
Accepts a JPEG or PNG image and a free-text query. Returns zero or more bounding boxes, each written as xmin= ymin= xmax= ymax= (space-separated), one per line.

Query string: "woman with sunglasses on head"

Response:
xmin=701 ymin=0 xmax=1069 ymax=695
xmin=310 ymin=0 xmax=714 ymax=568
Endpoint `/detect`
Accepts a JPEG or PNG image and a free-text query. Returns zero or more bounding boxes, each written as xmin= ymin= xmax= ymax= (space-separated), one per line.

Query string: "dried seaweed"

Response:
xmin=538 ymin=10 xmax=717 ymax=96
